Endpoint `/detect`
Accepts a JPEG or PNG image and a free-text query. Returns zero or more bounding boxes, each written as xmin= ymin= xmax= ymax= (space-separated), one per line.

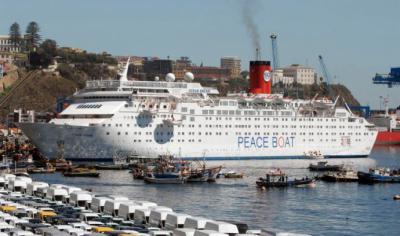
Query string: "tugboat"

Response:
xmin=256 ymin=172 xmax=315 ymax=188
xmin=357 ymin=168 xmax=400 ymax=183
xmin=309 ymin=161 xmax=343 ymax=171
xmin=320 ymin=168 xmax=358 ymax=182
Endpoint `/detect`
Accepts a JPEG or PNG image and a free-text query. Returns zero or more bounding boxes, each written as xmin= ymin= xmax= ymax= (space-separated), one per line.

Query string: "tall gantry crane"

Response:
xmin=318 ymin=55 xmax=334 ymax=99
xmin=270 ymin=33 xmax=280 ymax=70
xmin=373 ymin=67 xmax=400 ymax=88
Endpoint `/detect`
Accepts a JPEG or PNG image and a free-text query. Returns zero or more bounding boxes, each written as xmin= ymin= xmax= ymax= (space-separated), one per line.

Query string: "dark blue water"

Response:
xmin=32 ymin=146 xmax=400 ymax=236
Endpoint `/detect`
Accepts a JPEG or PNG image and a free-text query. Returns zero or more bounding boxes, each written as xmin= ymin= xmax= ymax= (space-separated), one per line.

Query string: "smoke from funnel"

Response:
xmin=241 ymin=0 xmax=261 ymax=59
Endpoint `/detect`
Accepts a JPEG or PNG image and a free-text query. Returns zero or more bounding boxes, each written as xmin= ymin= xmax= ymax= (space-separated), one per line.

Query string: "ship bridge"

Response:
xmin=82 ymin=80 xmax=218 ymax=99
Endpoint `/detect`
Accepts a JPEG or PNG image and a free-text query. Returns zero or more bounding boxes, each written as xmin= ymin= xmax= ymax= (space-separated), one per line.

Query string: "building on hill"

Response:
xmin=0 ymin=35 xmax=24 ymax=64
xmin=282 ymin=64 xmax=317 ymax=85
xmin=0 ymin=35 xmax=22 ymax=53
xmin=143 ymin=59 xmax=174 ymax=80
xmin=220 ymin=57 xmax=241 ymax=78
xmin=6 ymin=109 xmax=50 ymax=127
xmin=272 ymin=69 xmax=294 ymax=85
xmin=173 ymin=56 xmax=192 ymax=80
xmin=190 ymin=66 xmax=230 ymax=81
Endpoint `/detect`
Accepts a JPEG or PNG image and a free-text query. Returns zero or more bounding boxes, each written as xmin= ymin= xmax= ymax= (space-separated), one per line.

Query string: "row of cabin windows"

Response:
xmin=136 ymin=139 xmax=203 ymax=143
xmin=124 ymin=112 xmax=352 ymax=124
xmin=106 ymin=131 xmax=371 ymax=137
xmin=103 ymin=123 xmax=365 ymax=132
xmin=103 ymin=122 xmax=361 ymax=129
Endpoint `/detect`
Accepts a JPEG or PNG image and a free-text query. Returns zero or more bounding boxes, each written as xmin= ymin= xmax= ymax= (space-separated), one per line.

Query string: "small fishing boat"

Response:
xmin=218 ymin=169 xmax=243 ymax=179
xmin=49 ymin=158 xmax=73 ymax=171
xmin=27 ymin=163 xmax=56 ymax=174
xmin=256 ymin=174 xmax=315 ymax=188
xmin=309 ymin=161 xmax=343 ymax=171
xmin=224 ymin=172 xmax=244 ymax=178
xmin=394 ymin=194 xmax=400 ymax=200
xmin=144 ymin=172 xmax=188 ymax=184
xmin=320 ymin=168 xmax=358 ymax=182
xmin=63 ymin=167 xmax=100 ymax=177
xmin=187 ymin=166 xmax=222 ymax=182
xmin=94 ymin=164 xmax=129 ymax=170
xmin=357 ymin=168 xmax=400 ymax=183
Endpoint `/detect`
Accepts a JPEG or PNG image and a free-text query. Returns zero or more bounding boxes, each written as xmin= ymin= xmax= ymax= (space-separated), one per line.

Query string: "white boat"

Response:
xmin=303 ymin=150 xmax=324 ymax=159
xmin=18 ymin=59 xmax=378 ymax=161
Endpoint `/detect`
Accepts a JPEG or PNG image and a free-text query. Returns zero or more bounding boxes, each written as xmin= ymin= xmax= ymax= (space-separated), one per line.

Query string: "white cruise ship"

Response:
xmin=18 ymin=60 xmax=378 ymax=161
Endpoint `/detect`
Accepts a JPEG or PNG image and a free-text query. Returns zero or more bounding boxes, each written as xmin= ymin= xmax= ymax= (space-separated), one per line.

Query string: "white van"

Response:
xmin=8 ymin=178 xmax=31 ymax=192
xmin=46 ymin=187 xmax=68 ymax=201
xmin=165 ymin=213 xmax=191 ymax=230
xmin=69 ymin=191 xmax=92 ymax=208
xmin=204 ymin=221 xmax=239 ymax=236
xmin=79 ymin=212 xmax=99 ymax=222
xmin=61 ymin=186 xmax=82 ymax=203
xmin=184 ymin=217 xmax=212 ymax=230
xmin=90 ymin=196 xmax=110 ymax=213
xmin=35 ymin=187 xmax=48 ymax=198
xmin=104 ymin=199 xmax=133 ymax=216
xmin=26 ymin=182 xmax=49 ymax=196
xmin=149 ymin=209 xmax=174 ymax=228
xmin=134 ymin=208 xmax=151 ymax=226
xmin=118 ymin=202 xmax=147 ymax=220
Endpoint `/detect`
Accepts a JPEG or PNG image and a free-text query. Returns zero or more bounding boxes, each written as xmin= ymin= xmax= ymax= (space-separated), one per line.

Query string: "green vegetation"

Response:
xmin=25 ymin=21 xmax=41 ymax=51
xmin=9 ymin=22 xmax=21 ymax=47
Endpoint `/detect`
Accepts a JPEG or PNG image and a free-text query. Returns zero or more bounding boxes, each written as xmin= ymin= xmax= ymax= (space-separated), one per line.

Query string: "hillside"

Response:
xmin=0 ymin=70 xmax=78 ymax=119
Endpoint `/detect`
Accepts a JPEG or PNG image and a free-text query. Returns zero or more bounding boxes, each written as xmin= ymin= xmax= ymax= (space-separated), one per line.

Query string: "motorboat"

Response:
xmin=256 ymin=174 xmax=315 ymax=188
xmin=308 ymin=161 xmax=343 ymax=171
xmin=320 ymin=168 xmax=358 ymax=182
xmin=357 ymin=168 xmax=400 ymax=183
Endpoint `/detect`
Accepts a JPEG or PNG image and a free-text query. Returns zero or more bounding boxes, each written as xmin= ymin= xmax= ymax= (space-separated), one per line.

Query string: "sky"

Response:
xmin=0 ymin=0 xmax=399 ymax=109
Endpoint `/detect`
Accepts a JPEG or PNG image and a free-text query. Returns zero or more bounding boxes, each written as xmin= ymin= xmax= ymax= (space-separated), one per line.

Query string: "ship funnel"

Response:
xmin=249 ymin=60 xmax=272 ymax=94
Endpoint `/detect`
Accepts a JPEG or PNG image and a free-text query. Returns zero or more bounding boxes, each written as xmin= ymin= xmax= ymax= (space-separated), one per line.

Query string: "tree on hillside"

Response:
xmin=28 ymin=39 xmax=58 ymax=69
xmin=9 ymin=22 xmax=21 ymax=47
xmin=25 ymin=21 xmax=41 ymax=51
xmin=40 ymin=39 xmax=57 ymax=57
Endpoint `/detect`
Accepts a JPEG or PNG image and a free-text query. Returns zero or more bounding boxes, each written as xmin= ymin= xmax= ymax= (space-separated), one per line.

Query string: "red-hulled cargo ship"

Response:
xmin=375 ymin=130 xmax=400 ymax=145
xmin=370 ymin=108 xmax=400 ymax=145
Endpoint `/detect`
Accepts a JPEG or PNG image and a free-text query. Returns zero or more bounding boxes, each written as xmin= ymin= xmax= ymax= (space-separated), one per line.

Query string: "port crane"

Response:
xmin=318 ymin=55 xmax=334 ymax=99
xmin=372 ymin=67 xmax=400 ymax=87
xmin=270 ymin=33 xmax=280 ymax=70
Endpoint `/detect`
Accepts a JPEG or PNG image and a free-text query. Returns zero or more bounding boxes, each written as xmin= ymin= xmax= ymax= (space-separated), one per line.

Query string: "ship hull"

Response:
xmin=374 ymin=131 xmax=400 ymax=145
xmin=18 ymin=120 xmax=377 ymax=161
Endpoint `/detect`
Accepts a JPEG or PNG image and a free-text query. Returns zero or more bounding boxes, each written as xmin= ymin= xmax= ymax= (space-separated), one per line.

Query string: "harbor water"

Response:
xmin=32 ymin=146 xmax=400 ymax=236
